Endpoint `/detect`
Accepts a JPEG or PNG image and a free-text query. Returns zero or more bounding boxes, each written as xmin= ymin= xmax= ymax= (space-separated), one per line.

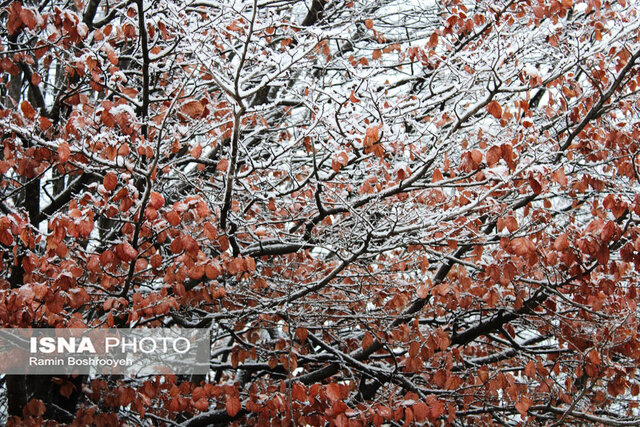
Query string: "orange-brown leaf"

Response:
xmin=107 ymin=49 xmax=118 ymax=65
xmin=101 ymin=110 xmax=116 ymax=127
xmin=0 ymin=58 xmax=19 ymax=75
xmin=58 ymin=143 xmax=71 ymax=163
xmin=20 ymin=100 xmax=36 ymax=120
xmin=515 ymin=396 xmax=533 ymax=418
xmin=225 ymin=397 xmax=241 ymax=417
xmin=511 ymin=237 xmax=536 ymax=257
xmin=7 ymin=3 xmax=24 ymax=36
xmin=470 ymin=149 xmax=483 ymax=164
xmin=166 ymin=210 xmax=181 ymax=226
xmin=551 ymin=168 xmax=567 ymax=185
xmin=486 ymin=100 xmax=502 ymax=119
xmin=365 ymin=125 xmax=379 ymax=145
xmin=24 ymin=399 xmax=46 ymax=417
xmin=39 ymin=116 xmax=52 ymax=131
xmin=553 ymin=234 xmax=569 ymax=251
xmin=413 ymin=402 xmax=429 ymax=422
xmin=487 ymin=100 xmax=502 ymax=119
xmin=295 ymin=327 xmax=308 ymax=342
xmin=181 ymin=100 xmax=205 ymax=119
xmin=149 ymin=191 xmax=165 ymax=210
xmin=217 ymin=158 xmax=229 ymax=172
xmin=326 ymin=383 xmax=344 ymax=402
xmin=529 ymin=176 xmax=542 ymax=194
xmin=428 ymin=32 xmax=438 ymax=48
xmin=193 ymin=398 xmax=209 ymax=411
xmin=486 ymin=146 xmax=501 ymax=166
xmin=525 ymin=360 xmax=536 ymax=378
xmin=588 ymin=349 xmax=601 ymax=366
xmin=191 ymin=143 xmax=202 ymax=159
xmin=292 ymin=382 xmax=307 ymax=402
xmin=103 ymin=172 xmax=117 ymax=191
xmin=59 ymin=381 xmax=75 ymax=399
xmin=362 ymin=331 xmax=374 ymax=349
xmin=19 ymin=7 xmax=37 ymax=30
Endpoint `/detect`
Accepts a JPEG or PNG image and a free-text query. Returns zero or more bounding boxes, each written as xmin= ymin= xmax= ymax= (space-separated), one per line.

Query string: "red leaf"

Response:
xmin=326 ymin=383 xmax=344 ymax=402
xmin=551 ymin=168 xmax=567 ymax=185
xmin=87 ymin=255 xmax=100 ymax=272
xmin=19 ymin=7 xmax=37 ymax=30
xmin=533 ymin=7 xmax=546 ymax=19
xmin=34 ymin=42 xmax=49 ymax=59
xmin=349 ymin=90 xmax=360 ymax=103
xmin=470 ymin=149 xmax=483 ymax=164
xmin=336 ymin=152 xmax=349 ymax=168
xmin=23 ymin=399 xmax=46 ymax=418
xmin=428 ymin=32 xmax=438 ymax=48
xmin=217 ymin=158 xmax=229 ymax=172
xmin=510 ymin=237 xmax=536 ymax=257
xmin=115 ymin=242 xmax=137 ymax=262
xmin=99 ymin=250 xmax=114 ymax=266
xmin=205 ymin=264 xmax=220 ymax=280
xmin=486 ymin=100 xmax=502 ymax=119
xmin=149 ymin=191 xmax=165 ymax=210
xmin=204 ymin=222 xmax=218 ymax=240
xmin=417 ymin=284 xmax=430 ymax=299
xmin=225 ymin=396 xmax=241 ymax=417
xmin=486 ymin=146 xmax=501 ymax=166
xmin=101 ymin=110 xmax=116 ymax=127
xmin=119 ymin=387 xmax=136 ymax=406
xmin=553 ymin=234 xmax=569 ymax=251
xmin=409 ymin=341 xmax=420 ymax=357
xmin=122 ymin=241 xmax=138 ymax=260
xmin=181 ymin=100 xmax=205 ymax=119
xmin=498 ymin=216 xmax=518 ymax=233
xmin=218 ymin=235 xmax=229 ymax=251
xmin=7 ymin=2 xmax=24 ymax=36
xmin=20 ymin=100 xmax=36 ymax=120
xmin=365 ymin=125 xmax=379 ymax=145
xmin=39 ymin=116 xmax=52 ymax=131
xmin=59 ymin=381 xmax=75 ymax=398
xmin=362 ymin=331 xmax=374 ymax=349
xmin=292 ymin=382 xmax=307 ymax=402
xmin=525 ymin=360 xmax=536 ymax=378
xmin=166 ymin=210 xmax=181 ymax=226
xmin=295 ymin=327 xmax=308 ymax=342
xmin=515 ymin=396 xmax=532 ymax=418
xmin=58 ymin=143 xmax=71 ymax=163
xmin=413 ymin=402 xmax=429 ymax=422
xmin=528 ymin=176 xmax=542 ymax=194
xmin=501 ymin=144 xmax=514 ymax=163
xmin=364 ymin=19 xmax=374 ymax=29
xmin=103 ymin=172 xmax=118 ymax=191
xmin=191 ymin=144 xmax=202 ymax=159
xmin=193 ymin=398 xmax=209 ymax=411
xmin=107 ymin=49 xmax=118 ymax=65
xmin=0 ymin=58 xmax=19 ymax=75
xmin=427 ymin=395 xmax=445 ymax=421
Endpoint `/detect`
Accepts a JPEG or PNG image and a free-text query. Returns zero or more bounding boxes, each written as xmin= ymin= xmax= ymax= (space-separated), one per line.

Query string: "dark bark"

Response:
xmin=301 ymin=0 xmax=325 ymax=26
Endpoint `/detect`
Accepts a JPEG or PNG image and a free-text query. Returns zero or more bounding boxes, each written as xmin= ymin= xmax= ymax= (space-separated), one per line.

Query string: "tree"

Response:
xmin=1 ymin=0 xmax=640 ymax=424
